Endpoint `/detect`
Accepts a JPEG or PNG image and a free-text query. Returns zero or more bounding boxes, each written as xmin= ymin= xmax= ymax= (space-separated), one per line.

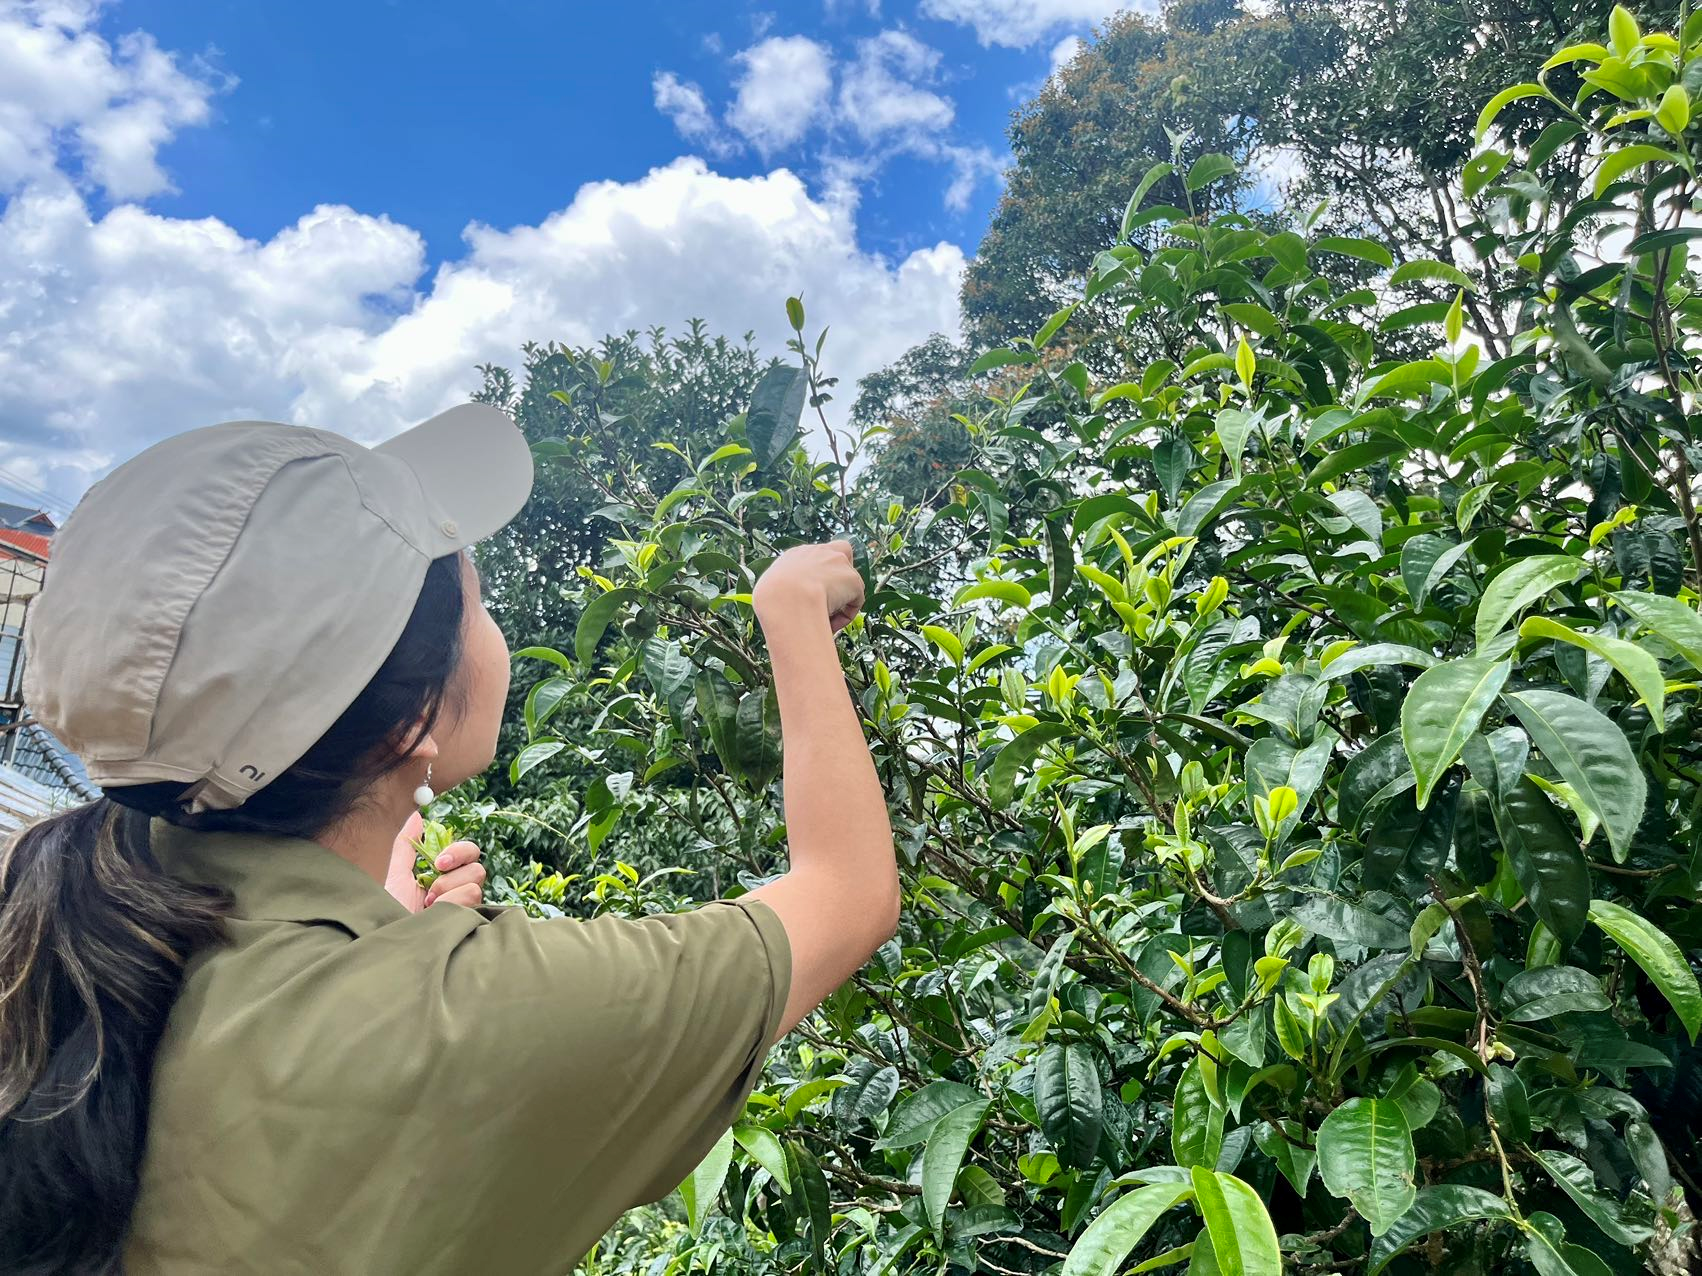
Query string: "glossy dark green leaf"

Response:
xmin=1338 ymin=733 xmax=1415 ymax=834
xmin=1504 ymin=690 xmax=1645 ymax=863
xmin=1494 ymin=777 xmax=1590 ymax=947
xmin=1502 ymin=964 xmax=1610 ymax=1021
xmin=1401 ymin=657 xmax=1510 ymax=807
xmin=733 ymin=688 xmax=782 ymax=789
xmin=1316 ymin=1098 xmax=1416 ymax=1236
xmin=1588 ymin=899 xmax=1702 ymax=1042
xmin=1290 ymin=895 xmax=1411 ymax=950
xmin=1529 ymin=1148 xmax=1653 ymax=1246
xmin=574 ymin=587 xmax=640 ymax=664
xmin=1523 ymin=1211 xmax=1615 ymax=1276
xmin=1036 ymin=1043 xmax=1103 ymax=1170
xmin=1485 ymin=1065 xmax=1531 ymax=1143
xmin=875 ymin=1080 xmax=984 ymax=1149
xmin=922 ymin=1099 xmax=990 ymax=1234
xmin=786 ymin=1141 xmax=832 ymax=1270
xmin=746 ymin=364 xmax=807 ymax=466
xmin=1252 ymin=1120 xmax=1315 ymax=1196
xmin=989 ymin=722 xmax=1071 ymax=807
xmin=1367 ymin=1185 xmax=1512 ymax=1274
xmin=1173 ymin=1056 xmax=1225 ymax=1169
xmin=831 ymin=1059 xmax=900 ymax=1126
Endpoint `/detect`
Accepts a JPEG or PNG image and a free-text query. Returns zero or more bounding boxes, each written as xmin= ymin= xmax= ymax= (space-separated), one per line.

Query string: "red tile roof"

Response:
xmin=0 ymin=528 xmax=50 ymax=559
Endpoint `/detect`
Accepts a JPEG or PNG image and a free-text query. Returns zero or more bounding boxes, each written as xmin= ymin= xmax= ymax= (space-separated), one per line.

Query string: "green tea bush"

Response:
xmin=511 ymin=10 xmax=1702 ymax=1273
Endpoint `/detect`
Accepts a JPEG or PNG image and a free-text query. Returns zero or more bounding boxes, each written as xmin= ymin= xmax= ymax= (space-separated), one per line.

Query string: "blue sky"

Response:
xmin=112 ymin=0 xmax=1047 ymax=266
xmin=0 ymin=0 xmax=1136 ymax=516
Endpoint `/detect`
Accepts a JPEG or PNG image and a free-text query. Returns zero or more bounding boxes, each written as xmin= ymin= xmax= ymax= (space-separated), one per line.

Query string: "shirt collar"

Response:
xmin=150 ymin=820 xmax=409 ymax=937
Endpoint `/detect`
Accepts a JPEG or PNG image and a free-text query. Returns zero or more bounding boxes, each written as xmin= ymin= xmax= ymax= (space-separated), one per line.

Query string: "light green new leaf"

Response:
xmin=1475 ymin=556 xmax=1582 ymax=648
xmin=1588 ymin=899 xmax=1702 ymax=1042
xmin=1389 ymin=259 xmax=1476 ymax=290
xmin=1541 ymin=42 xmax=1608 ymax=72
xmin=677 ymin=1126 xmax=735 ymax=1234
xmin=1519 ymin=617 xmax=1664 ymax=722
xmin=1314 ymin=236 xmax=1394 ymax=268
xmin=922 ymin=1099 xmax=989 ymax=1234
xmin=733 ymin=1122 xmax=791 ymax=1193
xmin=955 ymin=579 xmax=1033 ymax=609
xmin=1594 ymin=144 xmax=1679 ymax=197
xmin=1657 ymin=85 xmax=1691 ymax=135
xmin=1063 ymin=1181 xmax=1196 ymax=1276
xmin=1609 ymin=591 xmax=1702 ymax=672
xmin=1316 ymin=1098 xmax=1417 ymax=1236
xmin=1503 ymin=689 xmax=1645 ymax=862
xmin=1367 ymin=1186 xmax=1512 ymax=1275
xmin=1402 ymin=658 xmax=1511 ymax=807
xmin=1190 ymin=1168 xmax=1282 ymax=1276
xmin=1475 ymin=83 xmax=1551 ymax=141
xmin=1608 ymin=3 xmax=1639 ymax=55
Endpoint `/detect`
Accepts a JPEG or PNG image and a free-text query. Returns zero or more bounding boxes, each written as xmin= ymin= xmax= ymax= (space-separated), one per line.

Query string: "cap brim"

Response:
xmin=375 ymin=403 xmax=535 ymax=547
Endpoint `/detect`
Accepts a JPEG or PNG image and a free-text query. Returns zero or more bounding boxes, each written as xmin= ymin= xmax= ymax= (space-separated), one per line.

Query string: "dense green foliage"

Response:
xmin=960 ymin=0 xmax=1628 ymax=353
xmin=457 ymin=9 xmax=1702 ymax=1274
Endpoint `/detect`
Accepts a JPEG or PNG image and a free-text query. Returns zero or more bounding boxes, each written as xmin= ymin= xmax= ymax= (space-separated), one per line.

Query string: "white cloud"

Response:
xmin=0 ymin=4 xmax=966 ymax=502
xmin=1049 ymin=35 xmax=1086 ymax=74
xmin=652 ymin=71 xmax=734 ymax=157
xmin=838 ymin=30 xmax=953 ymax=144
xmin=727 ymin=35 xmax=835 ymax=153
xmin=919 ymin=0 xmax=1139 ymax=48
xmin=0 ymin=0 xmax=227 ymax=199
xmin=0 ymin=160 xmax=964 ymax=500
xmin=658 ymin=27 xmax=996 ymax=210
xmin=941 ymin=144 xmax=1004 ymax=212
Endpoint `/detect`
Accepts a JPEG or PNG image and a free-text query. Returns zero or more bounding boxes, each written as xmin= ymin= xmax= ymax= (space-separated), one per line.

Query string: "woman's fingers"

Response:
xmin=426 ymin=878 xmax=485 ymax=909
xmin=431 ymin=838 xmax=481 ymax=872
xmin=424 ymin=861 xmax=486 ymax=907
xmin=423 ymin=841 xmax=485 ymax=908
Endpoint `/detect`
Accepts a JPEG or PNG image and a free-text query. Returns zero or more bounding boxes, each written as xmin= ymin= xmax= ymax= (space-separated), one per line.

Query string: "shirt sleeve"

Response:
xmin=416 ymin=896 xmax=791 ymax=1216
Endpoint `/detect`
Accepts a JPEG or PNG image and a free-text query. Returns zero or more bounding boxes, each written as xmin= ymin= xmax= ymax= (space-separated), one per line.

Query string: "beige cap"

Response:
xmin=23 ymin=404 xmax=534 ymax=812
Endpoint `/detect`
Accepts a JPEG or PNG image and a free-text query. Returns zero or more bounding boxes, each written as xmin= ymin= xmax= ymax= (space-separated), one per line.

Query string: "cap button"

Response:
xmin=440 ymin=519 xmax=459 ymax=538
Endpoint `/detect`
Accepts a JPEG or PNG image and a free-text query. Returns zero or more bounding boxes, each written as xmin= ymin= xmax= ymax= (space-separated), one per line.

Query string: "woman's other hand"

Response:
xmin=384 ymin=811 xmax=487 ymax=912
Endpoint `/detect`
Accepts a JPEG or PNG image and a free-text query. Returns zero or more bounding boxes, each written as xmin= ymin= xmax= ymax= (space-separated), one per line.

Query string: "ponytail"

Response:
xmin=0 ymin=799 xmax=230 ymax=1273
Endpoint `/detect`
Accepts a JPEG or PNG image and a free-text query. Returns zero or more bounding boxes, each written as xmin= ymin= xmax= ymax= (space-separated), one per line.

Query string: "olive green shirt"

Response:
xmin=125 ymin=823 xmax=791 ymax=1275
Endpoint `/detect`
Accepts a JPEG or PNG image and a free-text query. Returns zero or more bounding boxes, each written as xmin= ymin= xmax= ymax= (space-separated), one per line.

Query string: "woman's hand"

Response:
xmin=753 ymin=541 xmax=865 ymax=633
xmin=384 ymin=810 xmax=487 ymax=913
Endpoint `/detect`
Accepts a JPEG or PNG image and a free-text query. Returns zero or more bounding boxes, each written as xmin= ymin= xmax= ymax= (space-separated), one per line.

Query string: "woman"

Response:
xmin=0 ymin=404 xmax=898 ymax=1274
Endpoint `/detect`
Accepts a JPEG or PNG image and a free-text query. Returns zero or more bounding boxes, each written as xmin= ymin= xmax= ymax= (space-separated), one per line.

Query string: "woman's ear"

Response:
xmin=400 ymin=725 xmax=442 ymax=762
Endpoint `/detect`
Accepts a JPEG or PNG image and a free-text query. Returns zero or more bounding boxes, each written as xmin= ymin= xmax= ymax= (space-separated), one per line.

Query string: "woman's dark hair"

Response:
xmin=0 ymin=552 xmax=467 ymax=1274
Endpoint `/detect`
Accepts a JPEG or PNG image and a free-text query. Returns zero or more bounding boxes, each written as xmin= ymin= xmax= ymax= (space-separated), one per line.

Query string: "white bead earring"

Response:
xmin=413 ymin=764 xmax=435 ymax=809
